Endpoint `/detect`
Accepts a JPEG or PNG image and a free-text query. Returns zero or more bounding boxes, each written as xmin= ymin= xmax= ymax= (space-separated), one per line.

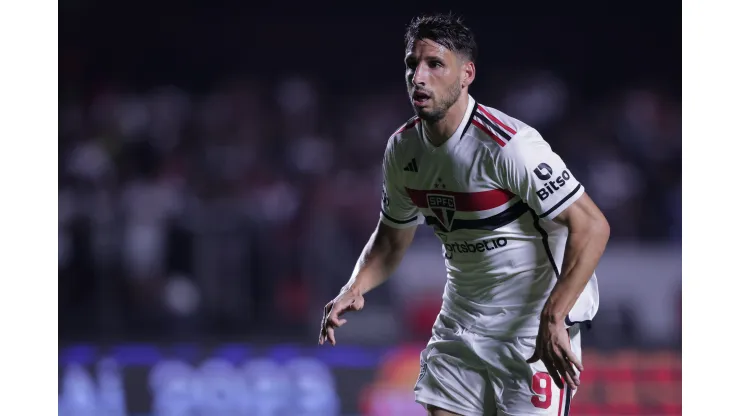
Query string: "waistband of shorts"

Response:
xmin=437 ymin=307 xmax=541 ymax=339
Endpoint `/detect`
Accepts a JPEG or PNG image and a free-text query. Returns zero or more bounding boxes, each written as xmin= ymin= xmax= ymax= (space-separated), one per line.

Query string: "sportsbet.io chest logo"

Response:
xmin=533 ymin=162 xmax=573 ymax=201
xmin=443 ymin=237 xmax=508 ymax=260
xmin=427 ymin=194 xmax=456 ymax=232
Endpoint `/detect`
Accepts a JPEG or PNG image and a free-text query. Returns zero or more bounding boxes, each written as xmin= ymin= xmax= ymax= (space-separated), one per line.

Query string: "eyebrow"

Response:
xmin=405 ymin=55 xmax=445 ymax=65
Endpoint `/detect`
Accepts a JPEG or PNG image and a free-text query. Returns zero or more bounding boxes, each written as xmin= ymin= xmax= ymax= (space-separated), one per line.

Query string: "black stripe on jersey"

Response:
xmin=459 ymin=100 xmax=477 ymax=140
xmin=474 ymin=110 xmax=512 ymax=141
xmin=531 ymin=208 xmax=593 ymax=330
xmin=381 ymin=210 xmax=418 ymax=225
xmin=425 ymin=200 xmax=528 ymax=232
xmin=565 ymin=315 xmax=592 ymax=329
xmin=382 ymin=210 xmax=418 ymax=224
xmin=564 ymin=384 xmax=572 ymax=416
xmin=529 ymin=208 xmax=559 ymax=277
xmin=539 ymin=184 xmax=583 ymax=219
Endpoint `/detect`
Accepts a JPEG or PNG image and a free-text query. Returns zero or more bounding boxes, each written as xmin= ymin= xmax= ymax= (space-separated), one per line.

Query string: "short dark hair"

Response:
xmin=404 ymin=13 xmax=478 ymax=63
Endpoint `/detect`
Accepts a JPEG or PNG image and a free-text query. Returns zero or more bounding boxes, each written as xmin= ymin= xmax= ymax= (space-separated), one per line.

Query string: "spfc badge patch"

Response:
xmin=427 ymin=194 xmax=456 ymax=232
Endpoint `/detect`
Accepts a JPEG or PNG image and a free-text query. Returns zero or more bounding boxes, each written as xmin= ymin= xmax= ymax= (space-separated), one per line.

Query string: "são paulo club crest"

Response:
xmin=427 ymin=194 xmax=456 ymax=232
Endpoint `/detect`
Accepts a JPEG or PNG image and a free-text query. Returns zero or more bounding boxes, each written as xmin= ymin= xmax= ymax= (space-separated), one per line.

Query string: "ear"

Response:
xmin=462 ymin=61 xmax=476 ymax=89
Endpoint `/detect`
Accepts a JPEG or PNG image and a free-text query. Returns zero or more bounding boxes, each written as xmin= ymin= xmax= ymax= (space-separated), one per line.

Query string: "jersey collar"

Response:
xmin=419 ymin=94 xmax=476 ymax=153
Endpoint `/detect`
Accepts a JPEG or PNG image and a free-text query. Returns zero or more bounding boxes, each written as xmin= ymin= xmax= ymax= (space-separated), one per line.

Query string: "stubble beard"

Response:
xmin=414 ymin=79 xmax=462 ymax=124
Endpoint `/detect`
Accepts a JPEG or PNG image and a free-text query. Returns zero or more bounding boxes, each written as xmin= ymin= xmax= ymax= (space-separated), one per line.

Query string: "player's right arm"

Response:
xmin=319 ymin=138 xmax=421 ymax=346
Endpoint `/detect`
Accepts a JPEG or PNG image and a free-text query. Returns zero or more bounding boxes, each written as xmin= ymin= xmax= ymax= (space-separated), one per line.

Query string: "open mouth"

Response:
xmin=412 ymin=91 xmax=431 ymax=105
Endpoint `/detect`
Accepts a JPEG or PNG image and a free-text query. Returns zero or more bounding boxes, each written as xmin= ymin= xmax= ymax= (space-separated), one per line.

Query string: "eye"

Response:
xmin=429 ymin=61 xmax=443 ymax=68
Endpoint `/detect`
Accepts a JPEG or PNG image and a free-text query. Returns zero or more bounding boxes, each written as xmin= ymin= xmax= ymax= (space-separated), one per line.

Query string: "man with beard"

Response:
xmin=319 ymin=13 xmax=610 ymax=416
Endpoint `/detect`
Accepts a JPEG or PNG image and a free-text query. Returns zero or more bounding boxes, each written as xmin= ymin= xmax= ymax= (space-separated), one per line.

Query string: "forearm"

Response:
xmin=541 ymin=222 xmax=610 ymax=323
xmin=342 ymin=225 xmax=411 ymax=296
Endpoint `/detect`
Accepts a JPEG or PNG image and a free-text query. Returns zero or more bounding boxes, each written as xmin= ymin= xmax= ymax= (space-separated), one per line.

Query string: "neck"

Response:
xmin=423 ymin=93 xmax=469 ymax=147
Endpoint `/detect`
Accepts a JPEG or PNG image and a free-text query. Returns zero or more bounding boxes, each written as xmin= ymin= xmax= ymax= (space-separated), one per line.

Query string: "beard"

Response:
xmin=411 ymin=78 xmax=462 ymax=123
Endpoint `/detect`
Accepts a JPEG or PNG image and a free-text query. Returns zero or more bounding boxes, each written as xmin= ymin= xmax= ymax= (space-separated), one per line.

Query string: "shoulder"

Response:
xmin=474 ymin=103 xmax=528 ymax=137
xmin=384 ymin=115 xmax=421 ymax=157
xmin=468 ymin=103 xmax=549 ymax=154
xmin=468 ymin=103 xmax=528 ymax=148
xmin=392 ymin=115 xmax=421 ymax=137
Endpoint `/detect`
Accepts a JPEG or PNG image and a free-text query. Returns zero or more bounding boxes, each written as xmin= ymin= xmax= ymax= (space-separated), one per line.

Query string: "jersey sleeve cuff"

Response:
xmin=538 ymin=184 xmax=585 ymax=220
xmin=379 ymin=210 xmax=420 ymax=229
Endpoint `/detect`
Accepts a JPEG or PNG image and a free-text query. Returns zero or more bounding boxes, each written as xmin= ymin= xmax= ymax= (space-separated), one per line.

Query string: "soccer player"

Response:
xmin=318 ymin=13 xmax=610 ymax=416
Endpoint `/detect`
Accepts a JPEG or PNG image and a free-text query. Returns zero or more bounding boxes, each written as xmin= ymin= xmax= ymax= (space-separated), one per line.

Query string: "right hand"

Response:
xmin=318 ymin=290 xmax=365 ymax=346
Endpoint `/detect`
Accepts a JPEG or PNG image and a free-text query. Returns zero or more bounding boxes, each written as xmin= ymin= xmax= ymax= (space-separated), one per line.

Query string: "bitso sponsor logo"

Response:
xmin=533 ymin=163 xmax=553 ymax=180
xmin=535 ymin=169 xmax=572 ymax=201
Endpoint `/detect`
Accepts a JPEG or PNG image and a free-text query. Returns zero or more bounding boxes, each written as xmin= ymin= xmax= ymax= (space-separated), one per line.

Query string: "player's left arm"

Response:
xmin=495 ymin=127 xmax=610 ymax=315
xmin=544 ymin=192 xmax=610 ymax=330
xmin=495 ymin=127 xmax=610 ymax=389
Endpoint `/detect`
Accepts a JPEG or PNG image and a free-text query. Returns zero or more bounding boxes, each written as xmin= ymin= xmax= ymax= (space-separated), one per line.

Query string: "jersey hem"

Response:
xmin=438 ymin=309 xmax=541 ymax=338
xmin=379 ymin=211 xmax=419 ymax=229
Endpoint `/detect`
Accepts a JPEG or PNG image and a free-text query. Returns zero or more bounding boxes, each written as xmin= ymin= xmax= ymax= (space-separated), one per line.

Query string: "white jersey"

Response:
xmin=380 ymin=94 xmax=599 ymax=337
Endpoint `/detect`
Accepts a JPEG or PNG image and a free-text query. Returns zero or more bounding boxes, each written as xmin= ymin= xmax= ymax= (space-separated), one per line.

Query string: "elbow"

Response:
xmin=594 ymin=215 xmax=610 ymax=244
xmin=571 ymin=213 xmax=610 ymax=245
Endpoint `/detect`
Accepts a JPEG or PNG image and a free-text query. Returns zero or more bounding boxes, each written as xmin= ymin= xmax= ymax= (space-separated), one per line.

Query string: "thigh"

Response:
xmin=474 ymin=326 xmax=582 ymax=416
xmin=414 ymin=316 xmax=497 ymax=416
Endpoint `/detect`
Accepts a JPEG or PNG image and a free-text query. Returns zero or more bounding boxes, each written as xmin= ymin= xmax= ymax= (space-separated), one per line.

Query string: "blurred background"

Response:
xmin=58 ymin=3 xmax=681 ymax=415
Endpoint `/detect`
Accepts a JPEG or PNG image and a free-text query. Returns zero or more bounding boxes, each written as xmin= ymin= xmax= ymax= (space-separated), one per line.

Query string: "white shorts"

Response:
xmin=414 ymin=315 xmax=581 ymax=416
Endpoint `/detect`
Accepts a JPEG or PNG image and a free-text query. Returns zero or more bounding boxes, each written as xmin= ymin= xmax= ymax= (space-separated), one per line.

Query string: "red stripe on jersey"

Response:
xmin=472 ymin=119 xmax=507 ymax=147
xmin=477 ymin=105 xmax=517 ymax=135
xmin=405 ymin=187 xmax=515 ymax=212
xmin=393 ymin=117 xmax=420 ymax=135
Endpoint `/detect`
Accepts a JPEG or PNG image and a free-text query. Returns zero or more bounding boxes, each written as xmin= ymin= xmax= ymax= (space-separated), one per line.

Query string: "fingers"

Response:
xmin=526 ymin=350 xmax=540 ymax=364
xmin=547 ymin=345 xmax=580 ymax=390
xmin=552 ymin=355 xmax=578 ymax=389
xmin=542 ymin=356 xmax=563 ymax=390
xmin=318 ymin=302 xmax=333 ymax=345
xmin=326 ymin=326 xmax=336 ymax=346
xmin=350 ymin=297 xmax=365 ymax=311
xmin=553 ymin=350 xmax=576 ymax=378
xmin=319 ymin=297 xmax=359 ymax=346
xmin=318 ymin=317 xmax=328 ymax=345
xmin=564 ymin=348 xmax=584 ymax=373
xmin=328 ymin=314 xmax=343 ymax=327
xmin=563 ymin=371 xmax=580 ymax=390
xmin=529 ymin=341 xmax=581 ymax=390
xmin=561 ymin=368 xmax=578 ymax=390
xmin=557 ymin=345 xmax=581 ymax=389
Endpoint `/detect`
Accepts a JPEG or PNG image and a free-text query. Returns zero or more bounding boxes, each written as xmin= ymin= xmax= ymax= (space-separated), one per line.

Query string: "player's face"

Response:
xmin=405 ymin=39 xmax=465 ymax=122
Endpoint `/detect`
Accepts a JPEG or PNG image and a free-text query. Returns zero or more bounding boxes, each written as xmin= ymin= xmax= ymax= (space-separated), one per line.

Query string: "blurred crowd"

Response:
xmin=58 ymin=72 xmax=681 ymax=343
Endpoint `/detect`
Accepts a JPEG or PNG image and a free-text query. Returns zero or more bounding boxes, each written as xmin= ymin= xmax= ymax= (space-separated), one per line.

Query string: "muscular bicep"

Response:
xmin=375 ymin=220 xmax=418 ymax=254
xmin=356 ymin=220 xmax=417 ymax=281
xmin=553 ymin=191 xmax=609 ymax=234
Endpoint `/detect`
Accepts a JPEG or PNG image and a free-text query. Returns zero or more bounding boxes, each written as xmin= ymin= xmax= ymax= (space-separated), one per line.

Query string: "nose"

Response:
xmin=411 ymin=65 xmax=428 ymax=86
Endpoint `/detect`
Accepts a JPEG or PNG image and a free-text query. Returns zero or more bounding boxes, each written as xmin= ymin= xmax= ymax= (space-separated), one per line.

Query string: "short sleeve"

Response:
xmin=496 ymin=128 xmax=584 ymax=220
xmin=379 ymin=141 xmax=421 ymax=229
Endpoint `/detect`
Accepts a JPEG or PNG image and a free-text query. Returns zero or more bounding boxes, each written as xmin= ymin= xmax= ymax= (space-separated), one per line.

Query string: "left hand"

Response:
xmin=527 ymin=319 xmax=583 ymax=390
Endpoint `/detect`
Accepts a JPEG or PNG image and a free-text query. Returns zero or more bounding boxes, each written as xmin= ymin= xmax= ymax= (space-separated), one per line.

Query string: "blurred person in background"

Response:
xmin=319 ymin=13 xmax=610 ymax=416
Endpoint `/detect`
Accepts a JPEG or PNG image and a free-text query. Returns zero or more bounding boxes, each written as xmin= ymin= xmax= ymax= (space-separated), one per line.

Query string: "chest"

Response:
xmin=401 ymin=145 xmax=498 ymax=193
